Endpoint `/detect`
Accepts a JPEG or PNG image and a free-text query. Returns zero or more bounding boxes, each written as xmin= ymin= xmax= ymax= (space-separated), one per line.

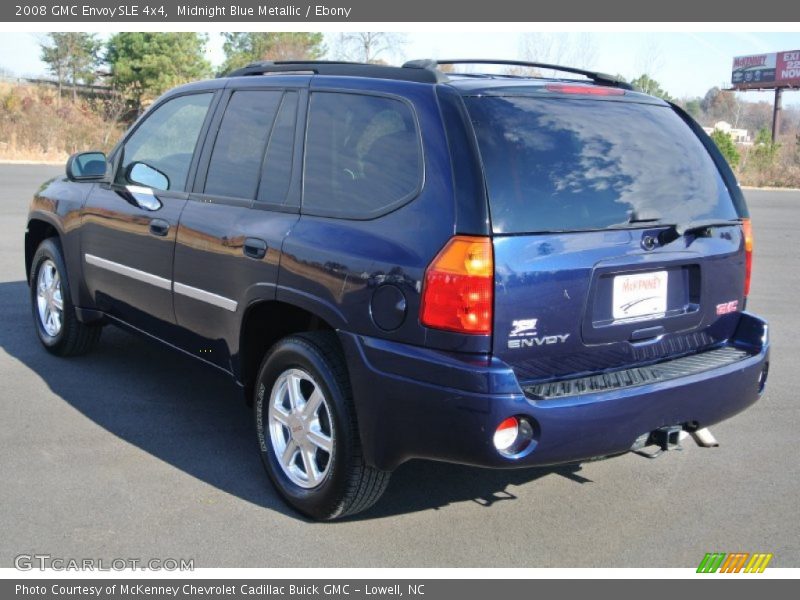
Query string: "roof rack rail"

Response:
xmin=224 ymin=60 xmax=447 ymax=84
xmin=402 ymin=59 xmax=633 ymax=90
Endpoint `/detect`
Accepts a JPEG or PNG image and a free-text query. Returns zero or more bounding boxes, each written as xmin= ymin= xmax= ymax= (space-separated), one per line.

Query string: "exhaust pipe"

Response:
xmin=690 ymin=427 xmax=719 ymax=448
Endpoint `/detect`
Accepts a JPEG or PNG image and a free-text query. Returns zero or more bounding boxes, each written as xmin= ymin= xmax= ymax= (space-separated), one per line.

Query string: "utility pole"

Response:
xmin=771 ymin=88 xmax=783 ymax=143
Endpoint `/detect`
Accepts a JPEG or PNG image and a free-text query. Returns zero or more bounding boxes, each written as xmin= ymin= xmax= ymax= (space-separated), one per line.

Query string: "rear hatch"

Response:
xmin=464 ymin=89 xmax=748 ymax=383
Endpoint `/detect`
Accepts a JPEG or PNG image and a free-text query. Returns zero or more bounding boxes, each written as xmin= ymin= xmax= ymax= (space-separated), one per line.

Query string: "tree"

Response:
xmin=65 ymin=34 xmax=101 ymax=102
xmin=40 ymin=33 xmax=101 ymax=101
xmin=40 ymin=35 xmax=68 ymax=97
xmin=701 ymin=87 xmax=739 ymax=124
xmin=106 ymin=33 xmax=211 ymax=108
xmin=738 ymin=101 xmax=773 ymax=136
xmin=710 ymin=129 xmax=740 ymax=168
xmin=516 ymin=32 xmax=599 ymax=75
xmin=219 ymin=33 xmax=325 ymax=74
xmin=683 ymin=98 xmax=702 ymax=120
xmin=333 ymin=32 xmax=406 ymax=64
xmin=750 ymin=127 xmax=780 ymax=169
xmin=635 ymin=39 xmax=664 ymax=83
xmin=630 ymin=74 xmax=673 ymax=101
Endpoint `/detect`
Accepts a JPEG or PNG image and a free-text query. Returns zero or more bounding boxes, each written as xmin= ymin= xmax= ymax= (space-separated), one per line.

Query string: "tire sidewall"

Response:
xmin=254 ymin=336 xmax=354 ymax=519
xmin=30 ymin=238 xmax=71 ymax=350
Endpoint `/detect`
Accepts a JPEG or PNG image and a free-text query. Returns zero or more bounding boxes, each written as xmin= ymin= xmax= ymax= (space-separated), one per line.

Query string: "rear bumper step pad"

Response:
xmin=523 ymin=346 xmax=752 ymax=400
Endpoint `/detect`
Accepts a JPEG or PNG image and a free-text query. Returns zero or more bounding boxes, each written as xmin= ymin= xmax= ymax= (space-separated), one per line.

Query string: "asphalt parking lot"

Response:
xmin=0 ymin=163 xmax=797 ymax=568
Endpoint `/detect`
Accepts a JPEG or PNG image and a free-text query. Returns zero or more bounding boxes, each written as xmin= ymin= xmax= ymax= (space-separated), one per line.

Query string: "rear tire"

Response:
xmin=30 ymin=238 xmax=101 ymax=356
xmin=254 ymin=331 xmax=390 ymax=520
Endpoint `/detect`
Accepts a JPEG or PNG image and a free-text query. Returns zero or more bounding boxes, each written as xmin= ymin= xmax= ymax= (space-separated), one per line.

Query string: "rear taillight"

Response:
xmin=742 ymin=218 xmax=753 ymax=297
xmin=420 ymin=236 xmax=493 ymax=334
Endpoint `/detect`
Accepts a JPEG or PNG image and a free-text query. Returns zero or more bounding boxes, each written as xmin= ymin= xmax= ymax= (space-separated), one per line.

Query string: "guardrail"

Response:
xmin=0 ymin=74 xmax=114 ymax=96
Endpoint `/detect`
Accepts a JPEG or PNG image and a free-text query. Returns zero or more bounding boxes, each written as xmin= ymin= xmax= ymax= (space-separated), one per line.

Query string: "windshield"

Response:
xmin=465 ymin=96 xmax=738 ymax=234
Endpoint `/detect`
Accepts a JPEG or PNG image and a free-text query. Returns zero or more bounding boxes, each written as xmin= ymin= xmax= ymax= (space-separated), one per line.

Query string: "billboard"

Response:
xmin=732 ymin=50 xmax=800 ymax=89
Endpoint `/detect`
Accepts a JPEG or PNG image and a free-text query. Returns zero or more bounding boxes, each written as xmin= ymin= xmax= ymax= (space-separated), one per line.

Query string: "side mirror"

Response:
xmin=66 ymin=151 xmax=107 ymax=181
xmin=126 ymin=162 xmax=170 ymax=191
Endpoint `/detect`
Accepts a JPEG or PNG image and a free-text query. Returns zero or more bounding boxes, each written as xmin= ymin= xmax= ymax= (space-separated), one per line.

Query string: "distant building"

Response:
xmin=702 ymin=121 xmax=752 ymax=145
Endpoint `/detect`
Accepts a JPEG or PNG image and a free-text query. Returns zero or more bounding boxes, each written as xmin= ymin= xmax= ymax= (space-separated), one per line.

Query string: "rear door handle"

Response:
xmin=243 ymin=238 xmax=267 ymax=260
xmin=149 ymin=219 xmax=170 ymax=237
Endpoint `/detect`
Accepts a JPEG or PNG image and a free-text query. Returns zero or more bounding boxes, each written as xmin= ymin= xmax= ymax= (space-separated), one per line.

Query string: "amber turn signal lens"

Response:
xmin=742 ymin=218 xmax=753 ymax=298
xmin=420 ymin=236 xmax=493 ymax=334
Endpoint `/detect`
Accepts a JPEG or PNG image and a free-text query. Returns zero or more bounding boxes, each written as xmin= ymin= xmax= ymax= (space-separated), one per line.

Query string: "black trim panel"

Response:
xmin=524 ymin=346 xmax=752 ymax=400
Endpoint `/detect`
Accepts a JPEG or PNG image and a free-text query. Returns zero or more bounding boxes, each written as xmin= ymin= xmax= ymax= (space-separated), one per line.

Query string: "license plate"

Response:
xmin=612 ymin=271 xmax=668 ymax=321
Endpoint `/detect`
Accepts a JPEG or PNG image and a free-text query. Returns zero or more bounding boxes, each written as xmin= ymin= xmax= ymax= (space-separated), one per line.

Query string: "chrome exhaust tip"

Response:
xmin=690 ymin=427 xmax=719 ymax=448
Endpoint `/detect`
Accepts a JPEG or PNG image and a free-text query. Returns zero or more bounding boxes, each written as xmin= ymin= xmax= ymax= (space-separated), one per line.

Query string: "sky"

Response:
xmin=1 ymin=31 xmax=798 ymax=106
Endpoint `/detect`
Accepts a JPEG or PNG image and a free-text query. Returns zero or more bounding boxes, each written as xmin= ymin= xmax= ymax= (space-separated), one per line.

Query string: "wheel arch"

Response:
xmin=25 ymin=216 xmax=62 ymax=282
xmin=237 ymin=299 xmax=339 ymax=404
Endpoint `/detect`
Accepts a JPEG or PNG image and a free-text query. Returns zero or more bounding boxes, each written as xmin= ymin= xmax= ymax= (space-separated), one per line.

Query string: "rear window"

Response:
xmin=303 ymin=92 xmax=422 ymax=219
xmin=465 ymin=96 xmax=738 ymax=234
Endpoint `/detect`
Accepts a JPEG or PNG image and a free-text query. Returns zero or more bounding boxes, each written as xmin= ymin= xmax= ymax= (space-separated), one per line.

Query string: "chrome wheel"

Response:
xmin=268 ymin=368 xmax=334 ymax=489
xmin=36 ymin=259 xmax=63 ymax=337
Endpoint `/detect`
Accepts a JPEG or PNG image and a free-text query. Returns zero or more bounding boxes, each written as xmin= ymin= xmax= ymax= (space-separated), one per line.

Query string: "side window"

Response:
xmin=303 ymin=92 xmax=422 ymax=218
xmin=257 ymin=91 xmax=298 ymax=205
xmin=119 ymin=93 xmax=213 ymax=192
xmin=204 ymin=90 xmax=283 ymax=200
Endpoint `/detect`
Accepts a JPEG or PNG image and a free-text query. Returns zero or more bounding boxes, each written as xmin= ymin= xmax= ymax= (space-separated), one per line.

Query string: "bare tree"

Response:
xmin=517 ymin=33 xmax=599 ymax=77
xmin=635 ymin=38 xmax=664 ymax=81
xmin=519 ymin=33 xmax=565 ymax=74
xmin=99 ymin=89 xmax=132 ymax=146
xmin=571 ymin=33 xmax=599 ymax=70
xmin=333 ymin=32 xmax=406 ymax=64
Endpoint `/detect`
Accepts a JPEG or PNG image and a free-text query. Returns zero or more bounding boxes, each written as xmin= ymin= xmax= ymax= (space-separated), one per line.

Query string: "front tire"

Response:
xmin=254 ymin=332 xmax=390 ymax=520
xmin=30 ymin=238 xmax=101 ymax=356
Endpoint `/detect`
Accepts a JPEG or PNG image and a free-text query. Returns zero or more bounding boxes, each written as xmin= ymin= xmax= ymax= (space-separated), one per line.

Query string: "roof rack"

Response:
xmin=223 ymin=59 xmax=633 ymax=90
xmin=224 ymin=60 xmax=447 ymax=84
xmin=402 ymin=59 xmax=633 ymax=90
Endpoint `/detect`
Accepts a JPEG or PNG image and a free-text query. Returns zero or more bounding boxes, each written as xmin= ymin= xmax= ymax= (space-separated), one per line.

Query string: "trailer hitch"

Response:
xmin=633 ymin=425 xmax=684 ymax=459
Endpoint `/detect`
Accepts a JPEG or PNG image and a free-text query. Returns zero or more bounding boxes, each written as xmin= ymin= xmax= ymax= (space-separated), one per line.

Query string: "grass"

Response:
xmin=0 ymin=82 xmax=126 ymax=162
xmin=736 ymin=139 xmax=800 ymax=188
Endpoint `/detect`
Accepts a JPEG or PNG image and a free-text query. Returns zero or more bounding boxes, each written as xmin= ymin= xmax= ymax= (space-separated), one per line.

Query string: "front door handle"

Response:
xmin=149 ymin=219 xmax=170 ymax=237
xmin=243 ymin=238 xmax=267 ymax=260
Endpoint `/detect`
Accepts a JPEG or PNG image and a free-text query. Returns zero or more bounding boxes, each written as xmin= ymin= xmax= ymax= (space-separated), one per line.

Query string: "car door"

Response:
xmin=171 ymin=81 xmax=306 ymax=370
xmin=80 ymin=91 xmax=217 ymax=330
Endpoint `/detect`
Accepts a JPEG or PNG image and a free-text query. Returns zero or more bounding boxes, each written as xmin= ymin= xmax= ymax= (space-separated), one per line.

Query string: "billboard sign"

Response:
xmin=776 ymin=50 xmax=800 ymax=86
xmin=732 ymin=50 xmax=800 ymax=89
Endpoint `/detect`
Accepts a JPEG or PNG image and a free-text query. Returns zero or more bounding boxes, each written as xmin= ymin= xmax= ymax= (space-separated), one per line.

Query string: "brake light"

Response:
xmin=742 ymin=218 xmax=753 ymax=297
xmin=420 ymin=236 xmax=493 ymax=334
xmin=545 ymin=83 xmax=625 ymax=96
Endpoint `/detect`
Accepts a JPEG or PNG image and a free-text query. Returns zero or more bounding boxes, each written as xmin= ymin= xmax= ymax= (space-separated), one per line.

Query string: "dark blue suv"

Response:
xmin=25 ymin=60 xmax=769 ymax=520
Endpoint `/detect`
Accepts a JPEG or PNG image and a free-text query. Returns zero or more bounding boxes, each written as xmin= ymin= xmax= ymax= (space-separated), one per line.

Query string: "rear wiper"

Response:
xmin=627 ymin=210 xmax=662 ymax=225
xmin=658 ymin=219 xmax=742 ymax=245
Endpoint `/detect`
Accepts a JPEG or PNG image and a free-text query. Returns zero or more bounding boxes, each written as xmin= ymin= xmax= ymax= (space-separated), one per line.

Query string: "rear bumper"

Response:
xmin=339 ymin=312 xmax=769 ymax=471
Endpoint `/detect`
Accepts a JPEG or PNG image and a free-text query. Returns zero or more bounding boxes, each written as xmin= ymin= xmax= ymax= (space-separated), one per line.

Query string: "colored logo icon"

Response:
xmin=697 ymin=552 xmax=773 ymax=573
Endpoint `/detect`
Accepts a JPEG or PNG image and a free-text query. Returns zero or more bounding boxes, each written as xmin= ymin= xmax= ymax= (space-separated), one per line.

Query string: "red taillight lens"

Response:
xmin=545 ymin=83 xmax=625 ymax=96
xmin=420 ymin=236 xmax=493 ymax=334
xmin=742 ymin=218 xmax=753 ymax=297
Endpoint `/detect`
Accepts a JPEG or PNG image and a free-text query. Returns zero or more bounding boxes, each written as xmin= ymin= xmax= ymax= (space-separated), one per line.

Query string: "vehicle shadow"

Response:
xmin=0 ymin=280 xmax=591 ymax=521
